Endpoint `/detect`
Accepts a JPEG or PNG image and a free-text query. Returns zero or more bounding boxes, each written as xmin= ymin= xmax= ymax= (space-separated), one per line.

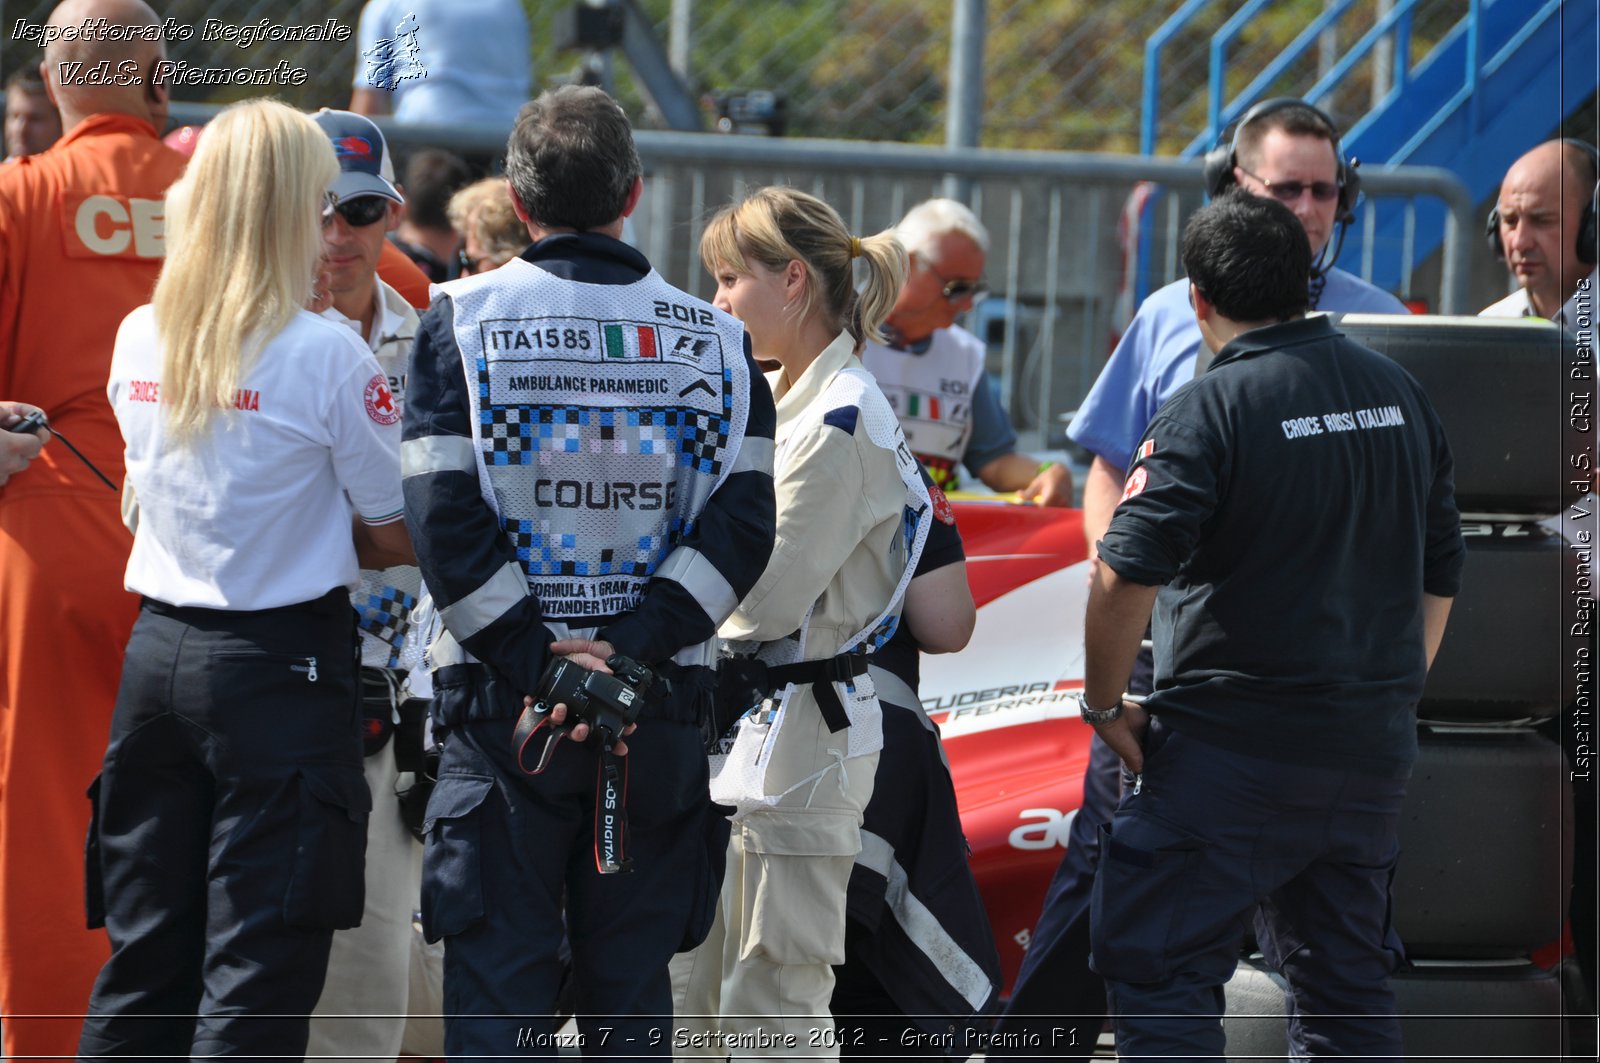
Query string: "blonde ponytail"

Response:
xmin=701 ymin=186 xmax=907 ymax=353
xmin=849 ymin=230 xmax=905 ymax=346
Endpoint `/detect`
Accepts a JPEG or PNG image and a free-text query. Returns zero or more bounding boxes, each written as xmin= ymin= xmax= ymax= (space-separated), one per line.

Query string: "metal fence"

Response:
xmin=156 ymin=100 xmax=1469 ymax=440
xmin=612 ymin=132 xmax=1473 ymax=442
xmin=15 ymin=0 xmax=1476 ymax=443
xmin=162 ymin=98 xmax=1462 ymax=444
xmin=589 ymin=0 xmax=1466 ymax=151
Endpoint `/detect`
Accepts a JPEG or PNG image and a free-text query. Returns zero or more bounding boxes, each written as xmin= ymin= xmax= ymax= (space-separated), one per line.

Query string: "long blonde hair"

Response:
xmin=153 ymin=99 xmax=338 ymax=437
xmin=700 ymin=187 xmax=905 ymax=351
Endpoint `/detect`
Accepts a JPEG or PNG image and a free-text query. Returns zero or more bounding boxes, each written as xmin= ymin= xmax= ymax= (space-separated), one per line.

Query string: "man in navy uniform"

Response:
xmin=1081 ymin=190 xmax=1462 ymax=1059
xmin=401 ymin=86 xmax=776 ymax=1056
xmin=995 ymin=100 xmax=1413 ymax=1051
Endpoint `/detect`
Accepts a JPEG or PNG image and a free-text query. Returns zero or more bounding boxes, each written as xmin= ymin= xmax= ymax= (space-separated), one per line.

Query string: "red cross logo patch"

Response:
xmin=364 ymin=374 xmax=399 ymax=425
xmin=1120 ymin=466 xmax=1148 ymax=503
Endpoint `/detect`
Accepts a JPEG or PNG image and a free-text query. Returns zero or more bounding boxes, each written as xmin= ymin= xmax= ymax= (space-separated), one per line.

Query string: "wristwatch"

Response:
xmin=1075 ymin=691 xmax=1123 ymax=725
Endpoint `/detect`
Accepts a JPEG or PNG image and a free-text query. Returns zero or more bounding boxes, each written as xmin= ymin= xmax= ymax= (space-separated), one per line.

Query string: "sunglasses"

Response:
xmin=322 ymin=194 xmax=390 ymax=228
xmin=456 ymin=248 xmax=497 ymax=276
xmin=1236 ymin=166 xmax=1342 ymax=203
xmin=918 ymin=256 xmax=988 ymax=303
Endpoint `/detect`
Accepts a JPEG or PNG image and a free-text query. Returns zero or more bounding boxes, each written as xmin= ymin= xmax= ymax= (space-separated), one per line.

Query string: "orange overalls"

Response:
xmin=0 ymin=113 xmax=187 ymax=1059
xmin=377 ymin=237 xmax=434 ymax=310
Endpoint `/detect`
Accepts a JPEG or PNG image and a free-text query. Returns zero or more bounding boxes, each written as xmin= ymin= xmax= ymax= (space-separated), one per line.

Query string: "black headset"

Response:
xmin=1201 ymin=97 xmax=1361 ymax=226
xmin=1485 ymin=138 xmax=1600 ymax=265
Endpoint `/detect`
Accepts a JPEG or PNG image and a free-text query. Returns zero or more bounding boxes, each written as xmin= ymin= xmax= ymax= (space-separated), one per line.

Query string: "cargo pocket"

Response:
xmin=678 ymin=799 xmax=734 ymax=953
xmin=419 ymin=772 xmax=495 ymax=942
xmin=283 ymin=762 xmax=372 ymax=930
xmin=737 ymin=810 xmax=860 ymax=966
xmin=1089 ymin=815 xmax=1204 ymax=984
xmin=84 ymin=775 xmax=106 ymax=929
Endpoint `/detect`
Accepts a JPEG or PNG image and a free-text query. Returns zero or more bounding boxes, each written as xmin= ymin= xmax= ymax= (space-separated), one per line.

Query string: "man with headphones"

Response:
xmin=1481 ymin=138 xmax=1598 ymax=346
xmin=1481 ymin=136 xmax=1599 ymax=1017
xmin=992 ymin=98 xmax=1410 ymax=1054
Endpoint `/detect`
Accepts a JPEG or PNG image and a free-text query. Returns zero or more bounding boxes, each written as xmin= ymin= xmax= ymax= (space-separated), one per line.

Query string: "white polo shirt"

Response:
xmin=110 ymin=306 xmax=405 ymax=610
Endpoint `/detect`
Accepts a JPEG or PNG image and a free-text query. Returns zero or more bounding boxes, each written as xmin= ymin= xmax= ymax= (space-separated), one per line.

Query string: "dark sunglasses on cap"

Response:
xmin=322 ymin=194 xmax=390 ymax=228
xmin=1236 ymin=166 xmax=1342 ymax=203
xmin=917 ymin=255 xmax=988 ymax=303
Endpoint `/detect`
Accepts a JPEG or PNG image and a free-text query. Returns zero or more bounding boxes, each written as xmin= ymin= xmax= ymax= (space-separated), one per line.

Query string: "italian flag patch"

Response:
xmin=604 ymin=323 xmax=658 ymax=359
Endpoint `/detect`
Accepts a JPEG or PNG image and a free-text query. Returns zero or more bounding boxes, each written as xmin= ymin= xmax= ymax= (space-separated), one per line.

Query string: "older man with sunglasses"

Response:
xmin=304 ymin=107 xmax=440 ymax=1063
xmin=991 ymin=98 xmax=1410 ymax=1055
xmin=862 ymin=198 xmax=1074 ymax=506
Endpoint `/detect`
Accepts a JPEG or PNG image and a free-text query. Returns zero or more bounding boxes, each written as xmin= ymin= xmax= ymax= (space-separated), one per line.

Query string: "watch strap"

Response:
xmin=1075 ymin=691 xmax=1123 ymax=724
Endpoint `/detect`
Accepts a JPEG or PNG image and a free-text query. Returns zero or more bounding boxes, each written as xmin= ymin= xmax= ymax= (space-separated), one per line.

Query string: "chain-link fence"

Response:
xmin=3 ymin=0 xmax=1466 ymax=153
xmin=580 ymin=0 xmax=1466 ymax=150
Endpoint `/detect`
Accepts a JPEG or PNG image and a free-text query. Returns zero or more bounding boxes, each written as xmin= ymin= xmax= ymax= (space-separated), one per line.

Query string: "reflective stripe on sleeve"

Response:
xmin=402 ymin=435 xmax=477 ymax=479
xmin=671 ymin=638 xmax=718 ymax=669
xmin=653 ymin=547 xmax=739 ymax=624
xmin=729 ymin=435 xmax=774 ymax=478
xmin=438 ymin=561 xmax=528 ymax=641
xmin=429 ymin=627 xmax=474 ymax=668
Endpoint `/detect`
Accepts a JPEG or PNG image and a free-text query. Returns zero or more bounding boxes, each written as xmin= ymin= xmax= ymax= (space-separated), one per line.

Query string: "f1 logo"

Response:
xmin=671 ymin=335 xmax=709 ymax=359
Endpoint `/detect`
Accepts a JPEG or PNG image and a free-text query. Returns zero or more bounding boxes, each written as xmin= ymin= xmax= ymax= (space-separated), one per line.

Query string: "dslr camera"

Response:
xmin=518 ymin=652 xmax=665 ymax=773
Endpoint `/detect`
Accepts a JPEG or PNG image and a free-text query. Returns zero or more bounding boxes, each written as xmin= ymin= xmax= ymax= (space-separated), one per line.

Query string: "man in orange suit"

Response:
xmin=0 ymin=1 xmax=187 ymax=1056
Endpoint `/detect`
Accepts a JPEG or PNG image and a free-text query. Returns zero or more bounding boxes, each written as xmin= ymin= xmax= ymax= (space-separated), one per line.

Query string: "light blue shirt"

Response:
xmin=355 ymin=0 xmax=532 ymax=129
xmin=963 ymin=372 xmax=1018 ymax=476
xmin=1068 ymin=267 xmax=1409 ymax=472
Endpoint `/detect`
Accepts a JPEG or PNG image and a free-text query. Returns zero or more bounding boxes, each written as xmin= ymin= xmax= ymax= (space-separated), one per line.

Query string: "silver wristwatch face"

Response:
xmin=1075 ymin=691 xmax=1121 ymax=722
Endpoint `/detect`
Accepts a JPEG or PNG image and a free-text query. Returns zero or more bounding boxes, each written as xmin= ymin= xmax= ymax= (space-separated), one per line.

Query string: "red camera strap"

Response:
xmin=513 ymin=704 xmax=565 ymax=775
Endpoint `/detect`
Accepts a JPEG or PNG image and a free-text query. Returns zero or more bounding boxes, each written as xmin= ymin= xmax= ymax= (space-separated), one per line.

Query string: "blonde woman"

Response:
xmin=79 ymin=99 xmax=412 ymax=1060
xmin=446 ymin=176 xmax=529 ymax=274
xmin=669 ymin=187 xmax=930 ymax=1056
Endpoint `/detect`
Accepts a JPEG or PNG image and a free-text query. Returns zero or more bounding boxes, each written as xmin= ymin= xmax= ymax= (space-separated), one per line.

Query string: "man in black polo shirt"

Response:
xmin=1080 ymin=190 xmax=1464 ymax=1060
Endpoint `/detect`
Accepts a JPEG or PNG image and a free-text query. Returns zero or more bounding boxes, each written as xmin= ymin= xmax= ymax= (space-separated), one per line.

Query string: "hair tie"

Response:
xmin=848 ymin=236 xmax=862 ymax=259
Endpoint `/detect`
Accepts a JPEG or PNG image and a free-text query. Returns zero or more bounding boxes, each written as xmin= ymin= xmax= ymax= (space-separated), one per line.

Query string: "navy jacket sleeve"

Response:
xmin=599 ymin=333 xmax=778 ymax=664
xmin=915 ymin=469 xmax=965 ymax=574
xmin=1096 ymin=408 xmax=1224 ymax=587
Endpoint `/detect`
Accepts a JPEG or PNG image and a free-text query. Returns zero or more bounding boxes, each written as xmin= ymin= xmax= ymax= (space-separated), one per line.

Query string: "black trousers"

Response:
xmin=1091 ymin=727 xmax=1408 ymax=1062
xmin=78 ymin=591 xmax=368 ymax=1062
xmin=422 ymin=667 xmax=724 ymax=1061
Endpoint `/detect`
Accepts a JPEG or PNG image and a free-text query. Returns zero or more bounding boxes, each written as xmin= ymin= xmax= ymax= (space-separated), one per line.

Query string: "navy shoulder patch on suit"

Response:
xmin=823 ymin=405 xmax=860 ymax=434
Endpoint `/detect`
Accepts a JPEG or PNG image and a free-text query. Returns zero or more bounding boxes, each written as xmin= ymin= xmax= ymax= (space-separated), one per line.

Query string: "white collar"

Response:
xmin=321 ymin=281 xmax=413 ymax=351
xmin=768 ymin=331 xmax=857 ymax=429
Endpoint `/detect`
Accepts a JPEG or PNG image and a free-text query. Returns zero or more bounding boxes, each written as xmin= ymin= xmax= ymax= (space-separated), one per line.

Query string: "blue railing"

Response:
xmin=1140 ymin=0 xmax=1431 ymax=161
xmin=1380 ymin=0 xmax=1563 ymax=164
xmin=1195 ymin=0 xmax=1360 ymax=156
xmin=1140 ymin=0 xmax=1212 ymax=156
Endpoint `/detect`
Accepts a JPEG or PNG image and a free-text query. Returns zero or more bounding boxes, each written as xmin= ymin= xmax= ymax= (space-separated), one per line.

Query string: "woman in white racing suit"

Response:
xmin=672 ymin=186 xmax=931 ymax=1058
